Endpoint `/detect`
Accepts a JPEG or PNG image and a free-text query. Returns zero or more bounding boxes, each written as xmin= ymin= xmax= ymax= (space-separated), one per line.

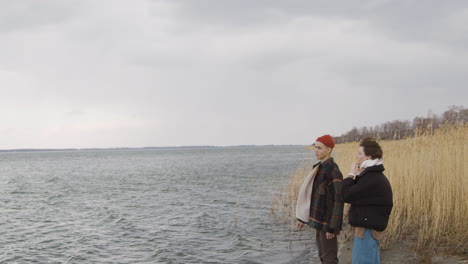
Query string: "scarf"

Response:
xmin=295 ymin=163 xmax=320 ymax=223
xmin=359 ymin=158 xmax=383 ymax=169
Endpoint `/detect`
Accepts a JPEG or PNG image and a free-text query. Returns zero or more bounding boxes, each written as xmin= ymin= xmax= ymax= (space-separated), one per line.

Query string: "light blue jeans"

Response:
xmin=352 ymin=229 xmax=380 ymax=264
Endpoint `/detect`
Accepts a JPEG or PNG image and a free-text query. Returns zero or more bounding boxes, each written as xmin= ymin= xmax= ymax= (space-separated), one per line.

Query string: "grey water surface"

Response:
xmin=0 ymin=146 xmax=319 ymax=263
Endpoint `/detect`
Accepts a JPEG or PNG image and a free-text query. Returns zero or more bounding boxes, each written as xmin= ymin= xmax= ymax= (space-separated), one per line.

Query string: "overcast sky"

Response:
xmin=1 ymin=0 xmax=467 ymax=149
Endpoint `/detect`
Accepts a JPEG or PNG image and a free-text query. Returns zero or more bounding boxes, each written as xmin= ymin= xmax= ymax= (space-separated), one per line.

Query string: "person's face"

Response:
xmin=315 ymin=141 xmax=332 ymax=161
xmin=357 ymin=146 xmax=371 ymax=165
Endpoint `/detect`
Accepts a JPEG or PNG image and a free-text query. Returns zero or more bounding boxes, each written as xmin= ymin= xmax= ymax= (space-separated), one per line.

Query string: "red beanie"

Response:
xmin=316 ymin=135 xmax=335 ymax=148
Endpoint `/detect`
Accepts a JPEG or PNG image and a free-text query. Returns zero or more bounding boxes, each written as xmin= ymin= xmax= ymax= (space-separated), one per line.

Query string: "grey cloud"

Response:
xmin=0 ymin=0 xmax=82 ymax=32
xmin=1 ymin=0 xmax=467 ymax=148
xmin=332 ymin=57 xmax=468 ymax=92
xmin=168 ymin=0 xmax=360 ymax=24
xmin=168 ymin=0 xmax=468 ymax=50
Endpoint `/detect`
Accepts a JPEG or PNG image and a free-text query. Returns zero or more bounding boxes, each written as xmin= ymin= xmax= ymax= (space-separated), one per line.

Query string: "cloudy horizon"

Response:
xmin=1 ymin=0 xmax=467 ymax=149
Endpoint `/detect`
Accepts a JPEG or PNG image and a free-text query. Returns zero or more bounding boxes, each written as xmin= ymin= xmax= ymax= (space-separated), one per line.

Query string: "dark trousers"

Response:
xmin=316 ymin=230 xmax=338 ymax=264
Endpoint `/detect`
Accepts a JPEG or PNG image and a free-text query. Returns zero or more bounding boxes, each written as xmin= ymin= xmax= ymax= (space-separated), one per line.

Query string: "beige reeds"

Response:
xmin=270 ymin=155 xmax=315 ymax=230
xmin=271 ymin=124 xmax=468 ymax=254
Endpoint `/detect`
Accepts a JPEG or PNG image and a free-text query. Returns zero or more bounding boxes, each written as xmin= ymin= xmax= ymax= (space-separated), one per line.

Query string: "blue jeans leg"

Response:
xmin=352 ymin=229 xmax=380 ymax=264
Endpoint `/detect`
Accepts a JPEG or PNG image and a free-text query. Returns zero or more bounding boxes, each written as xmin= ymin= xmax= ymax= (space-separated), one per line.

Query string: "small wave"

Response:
xmin=9 ymin=190 xmax=35 ymax=195
xmin=46 ymin=193 xmax=65 ymax=202
xmin=152 ymin=249 xmax=177 ymax=264
xmin=45 ymin=177 xmax=60 ymax=183
xmin=66 ymin=255 xmax=88 ymax=264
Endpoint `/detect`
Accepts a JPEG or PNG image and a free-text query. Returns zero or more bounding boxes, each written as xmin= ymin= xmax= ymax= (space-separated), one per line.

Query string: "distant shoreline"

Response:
xmin=0 ymin=145 xmax=306 ymax=153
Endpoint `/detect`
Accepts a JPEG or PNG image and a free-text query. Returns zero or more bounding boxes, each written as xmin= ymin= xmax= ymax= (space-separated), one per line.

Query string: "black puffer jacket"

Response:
xmin=342 ymin=164 xmax=393 ymax=231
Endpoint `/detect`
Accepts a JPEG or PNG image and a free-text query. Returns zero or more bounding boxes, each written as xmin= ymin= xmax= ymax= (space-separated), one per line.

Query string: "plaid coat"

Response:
xmin=308 ymin=157 xmax=344 ymax=233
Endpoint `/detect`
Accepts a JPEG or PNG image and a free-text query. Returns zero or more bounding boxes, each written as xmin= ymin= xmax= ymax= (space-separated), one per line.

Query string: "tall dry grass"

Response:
xmin=270 ymin=124 xmax=468 ymax=254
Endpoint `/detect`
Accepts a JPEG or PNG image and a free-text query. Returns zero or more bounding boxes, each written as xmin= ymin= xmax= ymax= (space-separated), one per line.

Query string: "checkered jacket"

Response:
xmin=308 ymin=157 xmax=344 ymax=233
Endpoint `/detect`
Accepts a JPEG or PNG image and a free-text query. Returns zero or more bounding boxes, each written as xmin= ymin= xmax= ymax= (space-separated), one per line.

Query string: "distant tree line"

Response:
xmin=334 ymin=105 xmax=468 ymax=144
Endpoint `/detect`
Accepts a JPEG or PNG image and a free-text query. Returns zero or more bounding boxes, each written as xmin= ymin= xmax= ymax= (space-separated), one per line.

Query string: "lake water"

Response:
xmin=0 ymin=146 xmax=320 ymax=263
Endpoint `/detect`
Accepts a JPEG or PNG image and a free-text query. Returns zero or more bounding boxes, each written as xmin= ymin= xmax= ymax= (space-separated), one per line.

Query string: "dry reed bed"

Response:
xmin=270 ymin=124 xmax=468 ymax=254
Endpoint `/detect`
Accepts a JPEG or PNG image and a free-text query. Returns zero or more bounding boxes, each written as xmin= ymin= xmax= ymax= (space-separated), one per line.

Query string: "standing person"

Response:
xmin=296 ymin=135 xmax=344 ymax=264
xmin=342 ymin=138 xmax=393 ymax=264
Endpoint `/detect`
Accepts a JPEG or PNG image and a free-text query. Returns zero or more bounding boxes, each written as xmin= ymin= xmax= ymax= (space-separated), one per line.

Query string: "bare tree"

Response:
xmin=332 ymin=106 xmax=466 ymax=144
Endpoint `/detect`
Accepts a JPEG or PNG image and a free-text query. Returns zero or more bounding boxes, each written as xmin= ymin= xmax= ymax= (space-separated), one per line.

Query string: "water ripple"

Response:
xmin=0 ymin=147 xmax=315 ymax=263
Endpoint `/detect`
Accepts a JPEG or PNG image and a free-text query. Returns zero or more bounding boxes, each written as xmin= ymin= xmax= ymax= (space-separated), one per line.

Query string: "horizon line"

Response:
xmin=0 ymin=144 xmax=308 ymax=153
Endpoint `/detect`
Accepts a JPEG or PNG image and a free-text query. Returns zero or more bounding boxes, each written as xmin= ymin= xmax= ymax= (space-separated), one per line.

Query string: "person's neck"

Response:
xmin=320 ymin=155 xmax=331 ymax=162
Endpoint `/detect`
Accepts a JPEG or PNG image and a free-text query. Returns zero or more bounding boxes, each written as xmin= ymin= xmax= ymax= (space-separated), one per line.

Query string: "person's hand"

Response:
xmin=326 ymin=232 xmax=335 ymax=239
xmin=296 ymin=221 xmax=303 ymax=230
xmin=348 ymin=162 xmax=358 ymax=178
